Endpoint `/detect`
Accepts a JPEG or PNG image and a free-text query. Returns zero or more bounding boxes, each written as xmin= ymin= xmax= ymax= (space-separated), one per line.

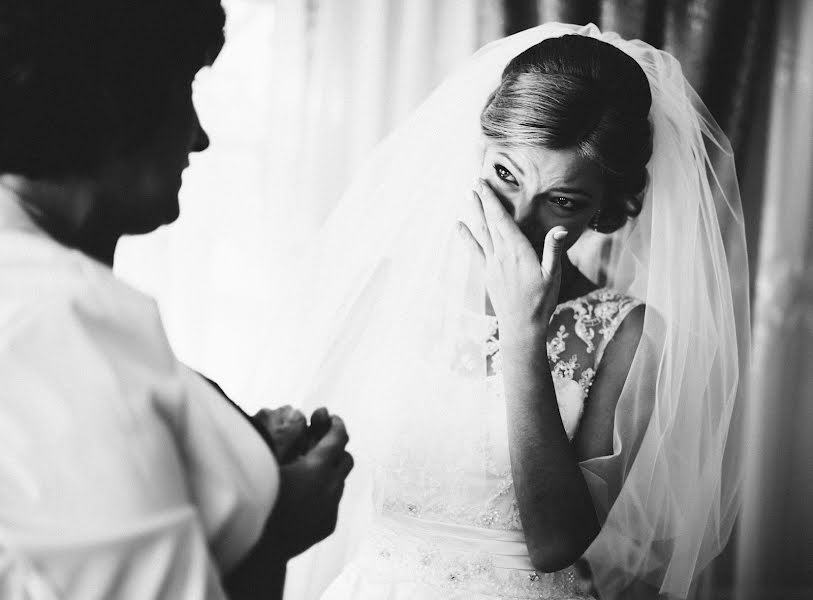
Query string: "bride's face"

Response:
xmin=479 ymin=142 xmax=604 ymax=259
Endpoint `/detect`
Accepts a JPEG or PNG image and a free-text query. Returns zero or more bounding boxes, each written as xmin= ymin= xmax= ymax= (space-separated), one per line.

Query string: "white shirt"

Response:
xmin=0 ymin=190 xmax=279 ymax=599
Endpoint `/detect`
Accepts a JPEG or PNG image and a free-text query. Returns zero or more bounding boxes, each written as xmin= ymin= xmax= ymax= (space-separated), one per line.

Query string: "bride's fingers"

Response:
xmin=457 ymin=221 xmax=485 ymax=262
xmin=476 ymin=180 xmax=505 ymax=237
xmin=476 ymin=180 xmax=524 ymax=248
xmin=473 ymin=189 xmax=502 ymax=247
xmin=540 ymin=226 xmax=568 ymax=278
xmin=466 ymin=189 xmax=494 ymax=255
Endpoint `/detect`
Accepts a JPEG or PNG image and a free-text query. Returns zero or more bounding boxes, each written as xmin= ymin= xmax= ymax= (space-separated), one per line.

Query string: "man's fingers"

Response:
xmin=285 ymin=407 xmax=306 ymax=427
xmin=540 ymin=226 xmax=568 ymax=277
xmin=253 ymin=408 xmax=272 ymax=428
xmin=254 ymin=406 xmax=280 ymax=428
xmin=255 ymin=406 xmax=306 ymax=432
xmin=311 ymin=415 xmax=349 ymax=460
xmin=309 ymin=407 xmax=331 ymax=438
xmin=310 ymin=407 xmax=329 ymax=424
xmin=337 ymin=451 xmax=354 ymax=479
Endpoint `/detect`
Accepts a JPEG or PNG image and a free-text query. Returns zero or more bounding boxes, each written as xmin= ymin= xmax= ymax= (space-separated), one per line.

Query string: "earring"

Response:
xmin=589 ymin=209 xmax=602 ymax=231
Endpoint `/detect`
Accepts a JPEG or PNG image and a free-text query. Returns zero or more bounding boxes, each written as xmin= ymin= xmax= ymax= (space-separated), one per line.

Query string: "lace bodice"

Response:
xmin=336 ymin=288 xmax=644 ymax=599
xmin=378 ymin=288 xmax=643 ymax=531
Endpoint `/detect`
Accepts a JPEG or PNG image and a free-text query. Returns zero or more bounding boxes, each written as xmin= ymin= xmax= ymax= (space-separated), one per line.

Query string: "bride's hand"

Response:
xmin=457 ymin=179 xmax=567 ymax=344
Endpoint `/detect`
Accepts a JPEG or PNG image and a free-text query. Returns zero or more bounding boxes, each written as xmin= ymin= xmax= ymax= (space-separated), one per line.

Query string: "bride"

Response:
xmin=263 ymin=22 xmax=750 ymax=600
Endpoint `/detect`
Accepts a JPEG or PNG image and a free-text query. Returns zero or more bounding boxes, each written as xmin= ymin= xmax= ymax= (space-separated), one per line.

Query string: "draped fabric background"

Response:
xmin=115 ymin=0 xmax=506 ymax=399
xmin=112 ymin=1 xmax=812 ymax=598
xmin=507 ymin=0 xmax=776 ymax=301
xmin=736 ymin=1 xmax=813 ymax=598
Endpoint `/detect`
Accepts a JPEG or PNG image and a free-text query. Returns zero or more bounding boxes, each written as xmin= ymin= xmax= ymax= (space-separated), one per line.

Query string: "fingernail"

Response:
xmin=553 ymin=230 xmax=568 ymax=241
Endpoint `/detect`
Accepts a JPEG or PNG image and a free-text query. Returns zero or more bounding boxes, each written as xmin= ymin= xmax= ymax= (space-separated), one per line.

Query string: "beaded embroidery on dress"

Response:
xmin=321 ymin=288 xmax=642 ymax=600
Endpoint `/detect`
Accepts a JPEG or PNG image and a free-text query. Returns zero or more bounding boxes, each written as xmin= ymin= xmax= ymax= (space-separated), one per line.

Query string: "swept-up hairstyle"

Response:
xmin=481 ymin=35 xmax=653 ymax=232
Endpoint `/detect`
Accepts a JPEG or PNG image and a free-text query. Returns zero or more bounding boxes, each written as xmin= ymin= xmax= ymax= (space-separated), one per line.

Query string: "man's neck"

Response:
xmin=0 ymin=173 xmax=119 ymax=266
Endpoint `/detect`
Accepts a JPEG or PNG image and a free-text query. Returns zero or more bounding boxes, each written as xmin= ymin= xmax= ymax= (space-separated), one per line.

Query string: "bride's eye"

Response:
xmin=550 ymin=196 xmax=577 ymax=210
xmin=494 ymin=164 xmax=517 ymax=185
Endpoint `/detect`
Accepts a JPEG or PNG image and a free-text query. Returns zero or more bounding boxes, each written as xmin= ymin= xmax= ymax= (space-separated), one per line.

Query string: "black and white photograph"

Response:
xmin=0 ymin=1 xmax=810 ymax=599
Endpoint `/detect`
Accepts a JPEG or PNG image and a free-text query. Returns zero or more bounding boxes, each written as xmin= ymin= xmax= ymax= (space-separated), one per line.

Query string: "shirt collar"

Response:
xmin=0 ymin=175 xmax=49 ymax=238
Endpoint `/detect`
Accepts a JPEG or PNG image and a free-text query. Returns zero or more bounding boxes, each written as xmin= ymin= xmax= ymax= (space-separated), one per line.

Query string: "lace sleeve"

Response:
xmin=592 ymin=292 xmax=645 ymax=368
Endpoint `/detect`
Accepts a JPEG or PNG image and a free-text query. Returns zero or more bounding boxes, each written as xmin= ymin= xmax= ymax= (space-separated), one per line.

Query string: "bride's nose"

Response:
xmin=509 ymin=197 xmax=537 ymax=225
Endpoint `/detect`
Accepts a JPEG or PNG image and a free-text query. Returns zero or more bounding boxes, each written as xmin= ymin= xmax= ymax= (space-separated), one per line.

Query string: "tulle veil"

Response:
xmin=251 ymin=22 xmax=750 ymax=600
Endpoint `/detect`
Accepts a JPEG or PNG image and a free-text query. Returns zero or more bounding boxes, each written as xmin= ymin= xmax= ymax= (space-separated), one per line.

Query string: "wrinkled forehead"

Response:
xmin=482 ymin=140 xmax=604 ymax=188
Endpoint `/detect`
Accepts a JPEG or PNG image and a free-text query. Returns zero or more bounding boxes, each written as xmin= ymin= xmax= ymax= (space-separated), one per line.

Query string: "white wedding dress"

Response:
xmin=273 ymin=24 xmax=749 ymax=599
xmin=321 ymin=288 xmax=642 ymax=600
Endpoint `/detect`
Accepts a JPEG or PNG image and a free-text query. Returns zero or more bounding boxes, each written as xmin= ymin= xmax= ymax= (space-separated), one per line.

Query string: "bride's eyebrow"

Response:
xmin=543 ymin=186 xmax=593 ymax=199
xmin=494 ymin=152 xmax=525 ymax=177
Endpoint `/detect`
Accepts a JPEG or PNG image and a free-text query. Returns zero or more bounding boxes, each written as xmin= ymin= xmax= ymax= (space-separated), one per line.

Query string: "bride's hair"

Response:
xmin=481 ymin=35 xmax=653 ymax=233
xmin=0 ymin=0 xmax=225 ymax=179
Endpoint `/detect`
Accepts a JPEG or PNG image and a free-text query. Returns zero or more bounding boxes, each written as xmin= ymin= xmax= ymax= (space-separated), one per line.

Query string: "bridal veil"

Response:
xmin=254 ymin=23 xmax=750 ymax=599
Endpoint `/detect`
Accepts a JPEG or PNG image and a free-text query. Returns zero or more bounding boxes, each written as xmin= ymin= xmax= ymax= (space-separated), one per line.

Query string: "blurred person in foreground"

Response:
xmin=0 ymin=1 xmax=352 ymax=598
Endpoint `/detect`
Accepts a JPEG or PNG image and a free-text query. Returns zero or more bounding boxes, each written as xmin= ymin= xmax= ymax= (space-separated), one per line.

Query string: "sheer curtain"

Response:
xmin=115 ymin=0 xmax=502 ymax=405
xmin=735 ymin=1 xmax=813 ymax=598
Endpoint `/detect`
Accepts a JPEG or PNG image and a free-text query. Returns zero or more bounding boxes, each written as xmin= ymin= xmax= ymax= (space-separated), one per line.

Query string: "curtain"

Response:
xmin=115 ymin=0 xmax=504 ymax=403
xmin=115 ymin=0 xmax=775 ymax=401
xmin=506 ymin=0 xmax=777 ymax=297
xmin=735 ymin=1 xmax=813 ymax=598
xmin=495 ymin=3 xmax=778 ymax=597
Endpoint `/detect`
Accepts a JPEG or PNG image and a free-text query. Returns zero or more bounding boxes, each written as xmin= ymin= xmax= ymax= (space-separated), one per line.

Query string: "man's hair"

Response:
xmin=0 ymin=0 xmax=225 ymax=179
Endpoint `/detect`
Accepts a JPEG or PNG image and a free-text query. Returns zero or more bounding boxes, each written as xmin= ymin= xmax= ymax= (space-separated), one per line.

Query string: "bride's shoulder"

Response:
xmin=551 ymin=287 xmax=645 ymax=365
xmin=554 ymin=286 xmax=643 ymax=320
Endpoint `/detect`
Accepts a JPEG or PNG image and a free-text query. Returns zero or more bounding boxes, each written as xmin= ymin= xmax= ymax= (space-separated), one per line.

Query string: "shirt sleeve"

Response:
xmin=0 ymin=279 xmax=278 ymax=599
xmin=172 ymin=365 xmax=280 ymax=571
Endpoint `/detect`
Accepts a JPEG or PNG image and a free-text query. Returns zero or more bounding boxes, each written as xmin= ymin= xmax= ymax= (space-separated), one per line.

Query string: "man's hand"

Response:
xmin=254 ymin=405 xmax=308 ymax=464
xmin=265 ymin=413 xmax=354 ymax=560
xmin=304 ymin=406 xmax=332 ymax=452
xmin=224 ymin=412 xmax=353 ymax=600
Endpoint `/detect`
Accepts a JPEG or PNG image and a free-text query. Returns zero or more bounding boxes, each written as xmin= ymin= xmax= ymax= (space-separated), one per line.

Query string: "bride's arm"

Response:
xmin=501 ymin=305 xmax=644 ymax=573
xmin=572 ymin=304 xmax=645 ymax=460
xmin=459 ymin=181 xmax=643 ymax=573
xmin=500 ymin=330 xmax=599 ymax=572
